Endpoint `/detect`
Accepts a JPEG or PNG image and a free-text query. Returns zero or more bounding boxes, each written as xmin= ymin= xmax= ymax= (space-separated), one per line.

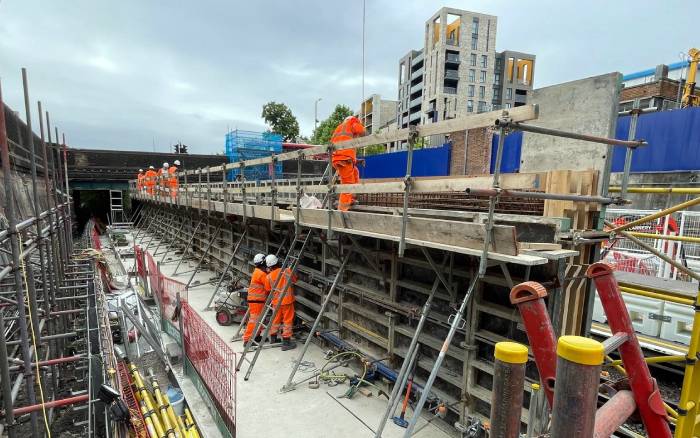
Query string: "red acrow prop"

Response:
xmin=586 ymin=263 xmax=672 ymax=438
xmin=509 ymin=282 xmax=557 ymax=407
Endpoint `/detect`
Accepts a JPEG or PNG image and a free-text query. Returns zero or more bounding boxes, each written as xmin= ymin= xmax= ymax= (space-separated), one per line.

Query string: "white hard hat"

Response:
xmin=139 ymin=169 xmax=143 ymax=172
xmin=149 ymin=165 xmax=155 ymax=169
xmin=174 ymin=159 xmax=181 ymax=166
xmin=253 ymin=253 xmax=265 ymax=265
xmin=265 ymin=254 xmax=279 ymax=268
xmin=163 ymin=162 xmax=169 ymax=168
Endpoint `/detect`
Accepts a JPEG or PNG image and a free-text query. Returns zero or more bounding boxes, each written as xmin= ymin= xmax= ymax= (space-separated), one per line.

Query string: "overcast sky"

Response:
xmin=0 ymin=1 xmax=696 ymax=154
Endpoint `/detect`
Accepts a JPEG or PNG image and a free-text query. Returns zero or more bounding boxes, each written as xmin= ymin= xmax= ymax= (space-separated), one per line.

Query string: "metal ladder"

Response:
xmin=109 ymin=189 xmax=125 ymax=224
xmin=235 ymin=228 xmax=316 ymax=380
xmin=203 ymin=229 xmax=248 ymax=308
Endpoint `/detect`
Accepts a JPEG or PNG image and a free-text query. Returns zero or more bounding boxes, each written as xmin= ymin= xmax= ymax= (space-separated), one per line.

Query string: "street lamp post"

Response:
xmin=314 ymin=98 xmax=322 ymax=132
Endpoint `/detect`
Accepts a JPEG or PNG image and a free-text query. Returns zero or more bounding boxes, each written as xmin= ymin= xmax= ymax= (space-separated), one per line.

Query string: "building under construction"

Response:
xmin=1 ymin=55 xmax=699 ymax=438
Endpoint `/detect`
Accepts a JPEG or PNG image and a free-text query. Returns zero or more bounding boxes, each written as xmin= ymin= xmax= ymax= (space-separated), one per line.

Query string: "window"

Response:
xmin=506 ymin=88 xmax=513 ymax=99
xmin=468 ymin=85 xmax=475 ymax=97
xmin=494 ymin=72 xmax=501 ymax=84
xmin=472 ymin=16 xmax=479 ymax=34
xmin=479 ymin=71 xmax=486 ymax=83
xmin=470 ymin=53 xmax=477 ymax=67
xmin=468 ymin=69 xmax=475 ymax=82
xmin=505 ymin=102 xmax=512 ymax=109
xmin=471 ymin=35 xmax=478 ymax=50
xmin=480 ymin=55 xmax=487 ymax=68
xmin=467 ymin=100 xmax=474 ymax=113
xmin=400 ymin=63 xmax=406 ymax=84
xmin=478 ymin=101 xmax=487 ymax=113
xmin=479 ymin=86 xmax=485 ymax=98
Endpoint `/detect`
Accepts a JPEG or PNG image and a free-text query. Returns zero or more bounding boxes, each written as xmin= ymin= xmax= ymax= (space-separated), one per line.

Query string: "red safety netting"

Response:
xmin=144 ymin=251 xmax=187 ymax=327
xmin=182 ymin=302 xmax=236 ymax=434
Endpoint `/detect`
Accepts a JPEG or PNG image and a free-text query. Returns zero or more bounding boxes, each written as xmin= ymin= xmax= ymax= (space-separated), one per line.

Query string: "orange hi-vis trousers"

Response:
xmin=332 ymin=159 xmax=359 ymax=211
xmin=243 ymin=302 xmax=264 ymax=342
xmin=270 ymin=303 xmax=295 ymax=339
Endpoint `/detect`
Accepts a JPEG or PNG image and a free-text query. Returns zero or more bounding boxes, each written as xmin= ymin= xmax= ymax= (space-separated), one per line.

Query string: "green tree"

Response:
xmin=261 ymin=101 xmax=300 ymax=142
xmin=311 ymin=104 xmax=353 ymax=145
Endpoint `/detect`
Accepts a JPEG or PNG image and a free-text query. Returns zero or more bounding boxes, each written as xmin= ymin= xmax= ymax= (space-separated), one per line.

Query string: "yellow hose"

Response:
xmin=141 ymin=404 xmax=158 ymax=438
xmin=130 ymin=364 xmax=166 ymax=437
xmin=141 ymin=401 xmax=166 ymax=438
xmin=184 ymin=408 xmax=201 ymax=438
xmin=151 ymin=378 xmax=182 ymax=438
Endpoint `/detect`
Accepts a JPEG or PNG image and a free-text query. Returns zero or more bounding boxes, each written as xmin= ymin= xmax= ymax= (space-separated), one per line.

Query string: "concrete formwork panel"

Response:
xmin=520 ymin=72 xmax=621 ymax=174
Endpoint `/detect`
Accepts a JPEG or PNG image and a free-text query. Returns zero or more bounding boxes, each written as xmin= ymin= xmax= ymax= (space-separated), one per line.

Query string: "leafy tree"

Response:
xmin=311 ymin=104 xmax=353 ymax=145
xmin=261 ymin=101 xmax=300 ymax=142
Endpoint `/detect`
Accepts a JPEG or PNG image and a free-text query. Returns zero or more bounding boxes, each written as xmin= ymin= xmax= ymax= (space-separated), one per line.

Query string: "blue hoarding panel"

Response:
xmin=358 ymin=144 xmax=451 ymax=179
xmin=612 ymin=107 xmax=700 ymax=172
xmin=490 ymin=131 xmax=522 ymax=173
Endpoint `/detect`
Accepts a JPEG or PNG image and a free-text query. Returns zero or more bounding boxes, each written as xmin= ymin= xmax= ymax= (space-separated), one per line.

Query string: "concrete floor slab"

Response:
xmin=139 ymin=234 xmax=454 ymax=438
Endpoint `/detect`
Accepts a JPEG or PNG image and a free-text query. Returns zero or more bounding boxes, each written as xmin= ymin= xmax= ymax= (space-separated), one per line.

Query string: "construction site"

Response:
xmin=1 ymin=3 xmax=700 ymax=438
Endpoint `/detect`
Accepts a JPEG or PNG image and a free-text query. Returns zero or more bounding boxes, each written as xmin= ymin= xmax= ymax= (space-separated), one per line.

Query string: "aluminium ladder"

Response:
xmin=109 ymin=189 xmax=125 ymax=224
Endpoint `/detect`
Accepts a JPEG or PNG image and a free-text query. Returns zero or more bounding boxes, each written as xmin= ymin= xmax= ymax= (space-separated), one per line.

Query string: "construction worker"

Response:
xmin=264 ymin=254 xmax=297 ymax=350
xmin=243 ymin=254 xmax=268 ymax=344
xmin=144 ymin=165 xmax=157 ymax=196
xmin=331 ymin=115 xmax=366 ymax=211
xmin=159 ymin=162 xmax=169 ymax=197
xmin=136 ymin=169 xmax=145 ymax=192
xmin=168 ymin=159 xmax=180 ymax=198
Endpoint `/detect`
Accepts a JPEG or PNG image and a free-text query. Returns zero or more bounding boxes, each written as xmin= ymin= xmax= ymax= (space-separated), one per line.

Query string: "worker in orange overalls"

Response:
xmin=144 ymin=165 xmax=157 ymax=196
xmin=243 ymin=254 xmax=268 ymax=344
xmin=168 ymin=159 xmax=180 ymax=198
xmin=136 ymin=169 xmax=145 ymax=192
xmin=158 ymin=162 xmax=169 ymax=197
xmin=331 ymin=115 xmax=366 ymax=211
xmin=264 ymin=254 xmax=298 ymax=351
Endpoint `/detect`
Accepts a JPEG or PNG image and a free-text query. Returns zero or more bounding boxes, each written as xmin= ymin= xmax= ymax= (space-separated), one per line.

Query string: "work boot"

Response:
xmin=281 ymin=338 xmax=297 ymax=351
xmin=253 ymin=335 xmax=263 ymax=343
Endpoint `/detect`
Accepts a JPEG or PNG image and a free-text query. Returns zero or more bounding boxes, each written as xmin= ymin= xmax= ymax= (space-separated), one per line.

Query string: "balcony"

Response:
xmin=411 ymin=52 xmax=424 ymax=65
xmin=410 ymin=82 xmax=423 ymax=95
xmin=445 ymin=54 xmax=460 ymax=64
xmin=410 ymin=67 xmax=424 ymax=81
xmin=443 ymin=86 xmax=457 ymax=95
xmin=409 ymin=96 xmax=422 ymax=109
xmin=444 ymin=69 xmax=459 ymax=80
xmin=409 ymin=111 xmax=421 ymax=122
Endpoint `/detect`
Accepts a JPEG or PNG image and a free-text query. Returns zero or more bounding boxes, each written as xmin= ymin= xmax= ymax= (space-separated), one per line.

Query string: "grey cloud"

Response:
xmin=0 ymin=1 xmax=696 ymax=154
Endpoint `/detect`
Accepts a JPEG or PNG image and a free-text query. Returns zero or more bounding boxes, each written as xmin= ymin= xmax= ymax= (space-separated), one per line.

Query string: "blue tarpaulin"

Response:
xmin=490 ymin=131 xmax=523 ymax=173
xmin=612 ymin=107 xmax=700 ymax=172
xmin=358 ymin=144 xmax=451 ymax=179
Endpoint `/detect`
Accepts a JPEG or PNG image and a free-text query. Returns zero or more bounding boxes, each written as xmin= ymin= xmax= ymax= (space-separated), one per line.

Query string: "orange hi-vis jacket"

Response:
xmin=331 ymin=116 xmax=366 ymax=163
xmin=167 ymin=166 xmax=178 ymax=188
xmin=247 ymin=268 xmax=268 ymax=303
xmin=264 ymin=267 xmax=297 ymax=306
xmin=144 ymin=169 xmax=157 ymax=188
xmin=137 ymin=172 xmax=145 ymax=190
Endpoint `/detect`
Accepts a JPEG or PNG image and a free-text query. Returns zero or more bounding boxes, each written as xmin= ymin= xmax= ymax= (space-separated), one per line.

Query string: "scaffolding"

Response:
xmin=125 ymin=98 xmax=700 ymax=438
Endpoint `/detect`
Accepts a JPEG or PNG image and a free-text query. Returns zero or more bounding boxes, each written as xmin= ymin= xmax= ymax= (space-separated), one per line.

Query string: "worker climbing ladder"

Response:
xmin=231 ymin=235 xmax=288 ymax=341
xmin=235 ymin=227 xmax=318 ymax=380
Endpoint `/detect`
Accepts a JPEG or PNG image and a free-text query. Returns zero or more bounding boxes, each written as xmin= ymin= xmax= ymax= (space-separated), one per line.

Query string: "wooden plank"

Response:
xmin=518 ymin=242 xmax=562 ymax=251
xmin=296 ymin=208 xmax=519 ymax=255
xmin=182 ymin=105 xmax=539 ymax=176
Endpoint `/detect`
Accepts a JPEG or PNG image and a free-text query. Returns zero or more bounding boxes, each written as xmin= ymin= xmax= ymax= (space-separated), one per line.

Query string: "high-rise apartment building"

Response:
xmin=397 ymin=49 xmax=425 ymax=129
xmin=494 ymin=50 xmax=535 ymax=110
xmin=396 ymin=7 xmax=536 ymax=135
xmin=358 ymin=94 xmax=398 ymax=134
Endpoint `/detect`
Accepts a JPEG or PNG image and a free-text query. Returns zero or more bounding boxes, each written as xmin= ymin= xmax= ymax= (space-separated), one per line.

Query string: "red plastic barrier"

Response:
xmin=182 ymin=302 xmax=236 ymax=433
